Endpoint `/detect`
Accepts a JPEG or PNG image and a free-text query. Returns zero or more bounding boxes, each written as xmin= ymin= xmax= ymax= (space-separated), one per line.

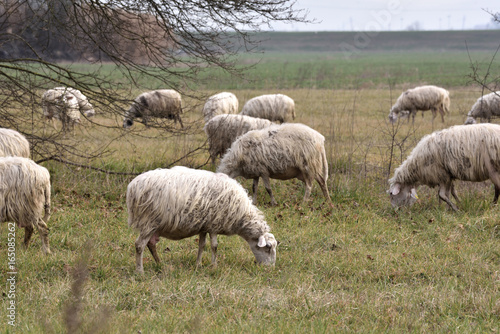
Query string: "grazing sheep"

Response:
xmin=388 ymin=124 xmax=500 ymax=211
xmin=0 ymin=128 xmax=30 ymax=158
xmin=388 ymin=85 xmax=450 ymax=124
xmin=202 ymin=92 xmax=239 ymax=123
xmin=240 ymin=94 xmax=295 ymax=123
xmin=217 ymin=123 xmax=331 ymax=206
xmin=42 ymin=88 xmax=82 ymax=132
xmin=54 ymin=87 xmax=96 ymax=118
xmin=203 ymin=114 xmax=273 ymax=164
xmin=464 ymin=91 xmax=500 ymax=125
xmin=0 ymin=157 xmax=51 ymax=254
xmin=127 ymin=166 xmax=277 ymax=273
xmin=123 ymin=89 xmax=183 ymax=129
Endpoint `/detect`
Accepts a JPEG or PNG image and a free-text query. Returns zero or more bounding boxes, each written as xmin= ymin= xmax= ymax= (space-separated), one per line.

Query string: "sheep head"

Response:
xmin=389 ymin=182 xmax=418 ymax=208
xmin=247 ymin=232 xmax=277 ymax=265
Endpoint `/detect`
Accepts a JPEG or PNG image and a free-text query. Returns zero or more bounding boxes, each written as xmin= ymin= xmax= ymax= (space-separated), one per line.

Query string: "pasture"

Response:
xmin=1 ymin=31 xmax=499 ymax=332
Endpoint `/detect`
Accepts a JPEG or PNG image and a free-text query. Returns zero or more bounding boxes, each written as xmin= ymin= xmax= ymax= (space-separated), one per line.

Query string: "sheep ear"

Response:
xmin=257 ymin=235 xmax=266 ymax=248
xmin=391 ymin=183 xmax=401 ymax=195
xmin=411 ymin=188 xmax=419 ymax=199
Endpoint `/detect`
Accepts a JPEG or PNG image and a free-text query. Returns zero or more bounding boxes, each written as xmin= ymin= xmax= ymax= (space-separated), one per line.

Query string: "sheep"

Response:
xmin=388 ymin=85 xmax=450 ymax=124
xmin=203 ymin=114 xmax=273 ymax=164
xmin=464 ymin=91 xmax=500 ymax=125
xmin=217 ymin=123 xmax=332 ymax=206
xmin=0 ymin=157 xmax=51 ymax=254
xmin=53 ymin=87 xmax=96 ymax=118
xmin=42 ymin=88 xmax=82 ymax=132
xmin=0 ymin=128 xmax=30 ymax=158
xmin=388 ymin=123 xmax=500 ymax=211
xmin=202 ymin=92 xmax=239 ymax=123
xmin=240 ymin=94 xmax=296 ymax=123
xmin=127 ymin=166 xmax=277 ymax=273
xmin=123 ymin=89 xmax=183 ymax=129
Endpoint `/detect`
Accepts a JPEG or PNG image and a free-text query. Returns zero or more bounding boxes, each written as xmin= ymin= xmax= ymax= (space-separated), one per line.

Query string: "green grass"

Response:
xmin=1 ymin=43 xmax=500 ymax=332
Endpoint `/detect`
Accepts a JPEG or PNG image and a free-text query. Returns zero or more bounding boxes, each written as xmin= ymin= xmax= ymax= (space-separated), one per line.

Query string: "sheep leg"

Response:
xmin=176 ymin=115 xmax=184 ymax=129
xmin=35 ymin=218 xmax=51 ymax=254
xmin=135 ymin=232 xmax=156 ymax=273
xmin=252 ymin=178 xmax=260 ymax=205
xmin=450 ymin=183 xmax=460 ymax=203
xmin=147 ymin=232 xmax=161 ymax=265
xmin=196 ymin=232 xmax=206 ymax=266
xmin=262 ymin=175 xmax=277 ymax=206
xmin=23 ymin=225 xmax=34 ymax=248
xmin=483 ymin=155 xmax=500 ymax=203
xmin=438 ymin=183 xmax=459 ymax=211
xmin=209 ymin=233 xmax=218 ymax=265
xmin=302 ymin=177 xmax=313 ymax=203
xmin=315 ymin=177 xmax=332 ymax=203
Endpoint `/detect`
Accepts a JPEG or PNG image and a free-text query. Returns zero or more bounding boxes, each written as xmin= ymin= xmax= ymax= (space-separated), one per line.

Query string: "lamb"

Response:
xmin=240 ymin=94 xmax=296 ymax=123
xmin=388 ymin=85 xmax=450 ymax=124
xmin=464 ymin=91 xmax=500 ymax=125
xmin=42 ymin=88 xmax=82 ymax=132
xmin=0 ymin=157 xmax=51 ymax=254
xmin=123 ymin=89 xmax=183 ymax=129
xmin=0 ymin=128 xmax=30 ymax=158
xmin=388 ymin=123 xmax=500 ymax=211
xmin=217 ymin=123 xmax=331 ymax=206
xmin=127 ymin=166 xmax=277 ymax=273
xmin=202 ymin=92 xmax=239 ymax=123
xmin=203 ymin=114 xmax=273 ymax=164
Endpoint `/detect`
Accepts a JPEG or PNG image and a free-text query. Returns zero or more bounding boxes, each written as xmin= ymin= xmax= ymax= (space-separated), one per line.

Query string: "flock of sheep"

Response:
xmin=1 ymin=85 xmax=500 ymax=272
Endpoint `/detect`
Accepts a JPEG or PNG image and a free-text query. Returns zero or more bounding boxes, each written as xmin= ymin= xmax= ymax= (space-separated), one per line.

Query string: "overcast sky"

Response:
xmin=268 ymin=1 xmax=499 ymax=31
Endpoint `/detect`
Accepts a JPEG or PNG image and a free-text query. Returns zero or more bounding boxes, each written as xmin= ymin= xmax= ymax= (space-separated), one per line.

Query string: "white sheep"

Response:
xmin=0 ymin=128 xmax=30 ymax=158
xmin=203 ymin=114 xmax=273 ymax=164
xmin=123 ymin=89 xmax=183 ymax=129
xmin=464 ymin=91 xmax=500 ymax=125
xmin=240 ymin=94 xmax=296 ymax=123
xmin=202 ymin=92 xmax=239 ymax=123
xmin=127 ymin=166 xmax=277 ymax=273
xmin=53 ymin=87 xmax=96 ymax=118
xmin=388 ymin=85 xmax=450 ymax=124
xmin=217 ymin=123 xmax=332 ymax=206
xmin=0 ymin=157 xmax=51 ymax=254
xmin=388 ymin=123 xmax=500 ymax=211
xmin=42 ymin=88 xmax=82 ymax=132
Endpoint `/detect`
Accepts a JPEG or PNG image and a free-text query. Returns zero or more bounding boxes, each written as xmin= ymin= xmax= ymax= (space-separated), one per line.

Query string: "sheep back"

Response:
xmin=0 ymin=128 xmax=30 ymax=158
xmin=203 ymin=114 xmax=273 ymax=163
xmin=202 ymin=92 xmax=239 ymax=123
xmin=240 ymin=94 xmax=295 ymax=123
xmin=127 ymin=167 xmax=269 ymax=240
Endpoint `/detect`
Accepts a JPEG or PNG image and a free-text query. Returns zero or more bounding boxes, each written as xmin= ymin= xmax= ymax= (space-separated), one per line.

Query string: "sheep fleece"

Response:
xmin=127 ymin=167 xmax=270 ymax=240
xmin=0 ymin=128 xmax=30 ymax=158
xmin=240 ymin=94 xmax=295 ymax=123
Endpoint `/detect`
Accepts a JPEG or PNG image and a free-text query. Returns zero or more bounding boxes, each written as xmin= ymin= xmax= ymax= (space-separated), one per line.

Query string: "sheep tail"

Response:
xmin=43 ymin=182 xmax=51 ymax=222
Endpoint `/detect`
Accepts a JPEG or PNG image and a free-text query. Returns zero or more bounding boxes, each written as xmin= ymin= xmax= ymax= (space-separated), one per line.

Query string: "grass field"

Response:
xmin=1 ymin=31 xmax=500 ymax=333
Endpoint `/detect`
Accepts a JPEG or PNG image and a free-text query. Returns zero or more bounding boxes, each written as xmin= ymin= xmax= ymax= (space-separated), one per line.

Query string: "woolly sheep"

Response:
xmin=388 ymin=124 xmax=500 ymax=211
xmin=202 ymin=92 xmax=239 ymax=123
xmin=203 ymin=114 xmax=273 ymax=164
xmin=42 ymin=88 xmax=82 ymax=132
xmin=464 ymin=91 xmax=500 ymax=125
xmin=388 ymin=85 xmax=450 ymax=124
xmin=54 ymin=87 xmax=96 ymax=118
xmin=240 ymin=94 xmax=296 ymax=123
xmin=123 ymin=89 xmax=183 ymax=129
xmin=0 ymin=157 xmax=51 ymax=254
xmin=217 ymin=123 xmax=332 ymax=206
xmin=127 ymin=166 xmax=277 ymax=273
xmin=0 ymin=128 xmax=30 ymax=158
